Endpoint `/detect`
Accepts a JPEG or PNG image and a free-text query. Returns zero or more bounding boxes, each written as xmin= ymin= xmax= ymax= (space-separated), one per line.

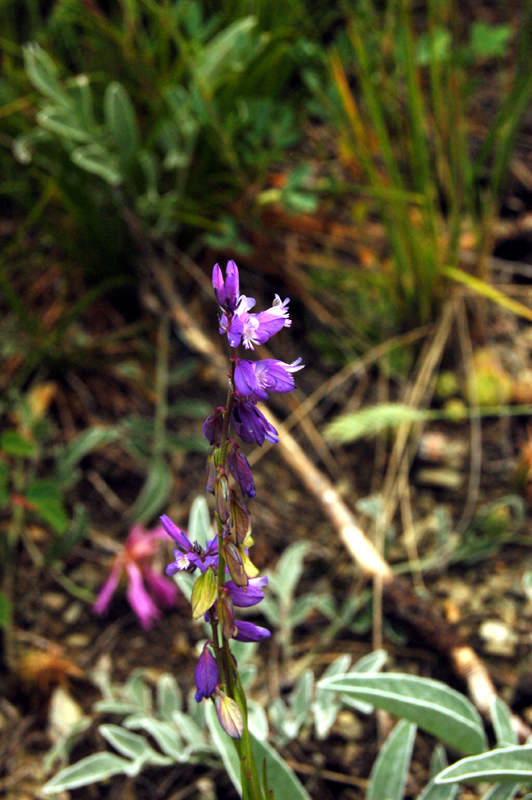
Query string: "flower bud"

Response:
xmin=229 ymin=494 xmax=250 ymax=546
xmin=215 ymin=689 xmax=244 ymax=739
xmin=223 ymin=541 xmax=248 ymax=588
xmin=202 ymin=407 xmax=225 ymax=445
xmin=194 ymin=646 xmax=219 ymax=702
xmin=191 ymin=566 xmax=218 ymax=619
xmin=227 ymin=445 xmax=256 ymax=498
xmin=218 ymin=590 xmax=236 ymax=640
xmin=215 ymin=474 xmax=231 ymax=523
xmin=205 ymin=450 xmax=217 ymax=494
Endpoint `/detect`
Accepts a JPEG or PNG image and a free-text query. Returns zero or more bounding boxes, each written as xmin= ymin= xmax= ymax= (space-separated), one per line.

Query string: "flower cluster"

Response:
xmin=93 ymin=525 xmax=179 ymax=630
xmin=162 ymin=260 xmax=303 ymax=740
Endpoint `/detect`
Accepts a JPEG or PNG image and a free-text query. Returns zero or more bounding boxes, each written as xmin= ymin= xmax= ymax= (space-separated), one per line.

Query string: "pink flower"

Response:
xmin=93 ymin=525 xmax=179 ymax=630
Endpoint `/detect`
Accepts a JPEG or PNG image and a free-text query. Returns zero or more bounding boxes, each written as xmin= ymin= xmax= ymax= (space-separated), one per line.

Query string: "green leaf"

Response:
xmin=0 ymin=461 xmax=9 ymax=509
xmin=23 ymin=43 xmax=67 ymax=105
xmin=42 ymin=752 xmax=132 ymax=794
xmin=191 ymin=567 xmax=217 ymax=619
xmin=188 ymin=496 xmax=211 ymax=549
xmin=318 ymin=673 xmax=487 ymax=756
xmin=480 ymin=785 xmax=521 ymax=800
xmin=471 ymin=22 xmax=512 ymax=60
xmin=104 ymin=82 xmax=140 ymax=162
xmin=490 ymin=697 xmax=518 ymax=747
xmin=325 ymin=404 xmax=430 ymax=444
xmin=204 ymin=702 xmax=241 ymax=790
xmin=195 ymin=17 xmax=258 ymax=89
xmin=268 ymin=541 xmax=310 ymax=599
xmin=25 ymin=479 xmax=68 ymax=534
xmin=71 ymin=143 xmax=121 ymax=185
xmin=367 ymin=720 xmax=417 ymax=800
xmin=156 ymin=674 xmax=182 ymax=721
xmin=1 ymin=430 xmax=37 ymax=458
xmin=37 ymin=106 xmax=91 ymax=143
xmin=0 ymin=592 xmax=13 ymax=628
xmin=127 ymin=460 xmax=172 ymax=525
xmin=250 ymin=732 xmax=312 ymax=800
xmin=99 ymin=725 xmax=150 ymax=760
xmin=58 ymin=426 xmax=121 ymax=477
xmin=435 ymin=745 xmax=532 ymax=785
xmin=417 ymin=745 xmax=459 ymax=800
xmin=124 ymin=716 xmax=186 ymax=761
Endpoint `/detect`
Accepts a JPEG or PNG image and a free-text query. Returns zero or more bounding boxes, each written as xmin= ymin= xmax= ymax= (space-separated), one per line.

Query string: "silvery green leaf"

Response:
xmin=481 ymin=785 xmax=521 ymax=800
xmin=67 ymin=75 xmax=95 ymax=129
xmin=325 ymin=404 xmax=431 ymax=445
xmin=172 ymin=710 xmax=206 ymax=748
xmin=238 ymin=662 xmax=258 ymax=689
xmin=123 ymin=716 xmax=186 ymax=761
xmin=490 ymin=697 xmax=518 ymax=746
xmin=342 ymin=649 xmax=389 ymax=715
xmin=318 ymin=673 xmax=487 ymax=756
xmin=42 ymin=752 xmax=131 ymax=794
xmin=71 ymin=143 xmax=121 ymax=185
xmin=292 ymin=670 xmax=314 ymax=727
xmin=188 ymin=496 xmax=211 ymax=548
xmin=204 ymin=702 xmax=241 ymax=792
xmin=104 ymin=82 xmax=139 ymax=162
xmin=248 ymin=700 xmax=269 ymax=740
xmin=367 ymin=720 xmax=417 ymax=800
xmin=416 ymin=745 xmax=459 ymax=800
xmin=157 ymin=674 xmax=182 ymax=721
xmin=435 ymin=745 xmax=532 ymax=784
xmin=94 ymin=700 xmax=143 ymax=715
xmin=290 ymin=592 xmax=335 ymax=625
xmin=194 ymin=17 xmax=258 ymax=88
xmin=24 ymin=43 xmax=67 ymax=105
xmin=124 ymin=669 xmax=152 ymax=711
xmin=250 ymin=732 xmax=312 ymax=800
xmin=270 ymin=541 xmax=310 ymax=600
xmin=269 ymin=697 xmax=290 ymax=736
xmin=312 ymin=654 xmax=352 ymax=740
xmin=57 ymin=426 xmax=121 ymax=477
xmin=99 ymin=725 xmax=152 ymax=761
xmin=127 ymin=460 xmax=172 ymax=525
xmin=37 ymin=106 xmax=91 ymax=143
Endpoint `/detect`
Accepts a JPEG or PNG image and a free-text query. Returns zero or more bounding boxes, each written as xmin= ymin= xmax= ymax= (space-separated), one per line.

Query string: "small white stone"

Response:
xmin=479 ymin=619 xmax=518 ymax=657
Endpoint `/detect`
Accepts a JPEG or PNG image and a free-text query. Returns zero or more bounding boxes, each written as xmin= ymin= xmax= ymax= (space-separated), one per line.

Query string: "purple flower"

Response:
xmin=195 ymin=645 xmax=219 ymax=702
xmin=161 ymin=514 xmax=218 ymax=575
xmin=231 ymin=398 xmax=279 ymax=446
xmin=233 ymin=620 xmax=271 ymax=642
xmin=93 ymin=524 xmax=179 ymax=630
xmin=234 ymin=358 xmax=304 ymax=402
xmin=226 ymin=576 xmax=268 ymax=607
xmin=221 ymin=294 xmax=292 ymax=350
xmin=227 ymin=444 xmax=256 ymax=498
xmin=213 ymin=260 xmax=240 ymax=311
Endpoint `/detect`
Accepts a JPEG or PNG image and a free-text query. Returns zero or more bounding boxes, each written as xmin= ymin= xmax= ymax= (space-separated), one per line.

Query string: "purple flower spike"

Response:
xmin=213 ymin=260 xmax=240 ymax=311
xmin=227 ymin=576 xmax=268 ymax=607
xmin=233 ymin=620 xmax=271 ymax=642
xmin=231 ymin=399 xmax=279 ymax=446
xmin=194 ymin=646 xmax=219 ymax=702
xmin=227 ymin=445 xmax=256 ymax=498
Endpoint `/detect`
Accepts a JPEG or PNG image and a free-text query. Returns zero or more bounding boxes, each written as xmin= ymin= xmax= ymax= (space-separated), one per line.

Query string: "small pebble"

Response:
xmin=479 ymin=620 xmax=518 ymax=657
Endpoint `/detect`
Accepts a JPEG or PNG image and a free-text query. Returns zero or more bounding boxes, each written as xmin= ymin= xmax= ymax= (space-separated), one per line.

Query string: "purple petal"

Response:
xmin=233 ymin=620 xmax=271 ymax=642
xmin=226 ymin=576 xmax=267 ymax=607
xmin=93 ymin=562 xmax=122 ymax=616
xmin=231 ymin=400 xmax=279 ymax=446
xmin=126 ymin=562 xmax=161 ymax=629
xmin=160 ymin=514 xmax=191 ymax=551
xmin=143 ymin=567 xmax=179 ymax=607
